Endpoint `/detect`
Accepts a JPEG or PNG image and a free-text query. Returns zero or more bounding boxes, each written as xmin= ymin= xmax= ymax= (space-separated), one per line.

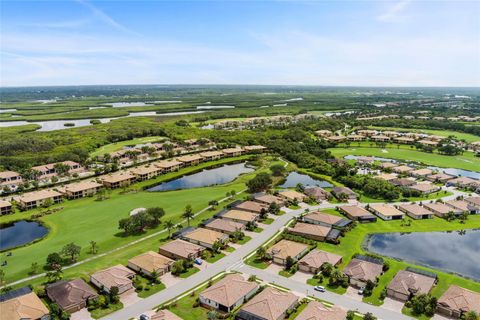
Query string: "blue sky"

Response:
xmin=1 ymin=0 xmax=479 ymax=87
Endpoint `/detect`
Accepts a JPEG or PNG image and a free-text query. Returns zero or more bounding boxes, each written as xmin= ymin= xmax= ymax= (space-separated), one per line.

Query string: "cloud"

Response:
xmin=75 ymin=0 xmax=141 ymax=36
xmin=377 ymin=0 xmax=412 ymax=22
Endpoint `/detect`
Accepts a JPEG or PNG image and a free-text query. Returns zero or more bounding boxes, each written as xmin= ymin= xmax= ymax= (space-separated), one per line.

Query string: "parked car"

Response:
xmin=314 ymin=285 xmax=325 ymax=292
xmin=358 ymin=287 xmax=365 ymax=295
xmin=139 ymin=314 xmax=150 ymax=320
xmin=194 ymin=258 xmax=203 ymax=265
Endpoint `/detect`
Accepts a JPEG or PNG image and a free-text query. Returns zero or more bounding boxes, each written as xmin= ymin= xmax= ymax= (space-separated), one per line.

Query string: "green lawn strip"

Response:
xmin=89 ymin=135 xmax=166 ymax=157
xmin=262 ymin=217 xmax=274 ymax=225
xmin=90 ymin=301 xmax=123 ymax=319
xmin=279 ymin=269 xmax=295 ymax=278
xmin=1 ymin=156 xmax=269 ymax=284
xmin=135 ymin=275 xmax=166 ymax=298
xmin=236 ymin=236 xmax=252 ymax=245
xmin=179 ymin=266 xmax=200 ymax=279
xmin=287 ymin=299 xmax=309 ymax=319
xmin=402 ymin=307 xmax=433 ymax=320
xmin=367 ymin=126 xmax=480 ymax=143
xmin=253 ymin=227 xmax=263 ymax=233
xmin=225 ymin=247 xmax=235 ymax=253
xmin=328 ymin=146 xmax=480 ymax=172
xmin=245 ymin=256 xmax=269 ymax=269
xmin=206 ymin=253 xmax=226 ymax=263
xmin=306 ymin=277 xmax=347 ymax=295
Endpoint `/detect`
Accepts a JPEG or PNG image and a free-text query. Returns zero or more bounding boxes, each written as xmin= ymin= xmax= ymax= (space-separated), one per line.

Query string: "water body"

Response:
xmin=365 ymin=230 xmax=480 ymax=280
xmin=196 ymin=105 xmax=235 ymax=109
xmin=0 ymin=220 xmax=48 ymax=251
xmin=148 ymin=162 xmax=254 ymax=191
xmin=154 ymin=100 xmax=182 ymax=103
xmin=279 ymin=172 xmax=333 ymax=188
xmin=106 ymin=102 xmax=154 ymax=107
xmin=344 ymin=155 xmax=480 ymax=179
xmin=0 ymin=108 xmax=16 ymax=113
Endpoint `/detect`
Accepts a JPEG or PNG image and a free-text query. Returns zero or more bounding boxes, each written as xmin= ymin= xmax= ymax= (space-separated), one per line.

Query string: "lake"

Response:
xmin=148 ymin=162 xmax=254 ymax=191
xmin=279 ymin=172 xmax=333 ymax=188
xmin=0 ymin=220 xmax=48 ymax=251
xmin=365 ymin=229 xmax=480 ymax=280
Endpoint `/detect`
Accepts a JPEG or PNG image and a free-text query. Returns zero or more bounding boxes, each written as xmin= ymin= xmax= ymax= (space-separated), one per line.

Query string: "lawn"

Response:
xmin=245 ymin=255 xmax=269 ymax=269
xmin=1 ymin=155 xmax=272 ymax=284
xmin=179 ymin=266 xmax=200 ymax=278
xmin=306 ymin=277 xmax=347 ymax=295
xmin=206 ymin=252 xmax=226 ymax=263
xmin=134 ymin=275 xmax=167 ymax=298
xmin=90 ymin=301 xmax=123 ymax=319
xmin=262 ymin=217 xmax=274 ymax=225
xmin=329 ymin=146 xmax=480 ymax=172
xmin=367 ymin=126 xmax=480 ymax=143
xmin=236 ymin=236 xmax=252 ymax=245
xmin=89 ymin=135 xmax=166 ymax=157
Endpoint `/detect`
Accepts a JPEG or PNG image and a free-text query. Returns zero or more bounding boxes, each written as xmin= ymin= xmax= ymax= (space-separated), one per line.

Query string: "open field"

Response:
xmin=367 ymin=126 xmax=480 ymax=143
xmin=0 ymin=155 xmax=266 ymax=284
xmin=89 ymin=135 xmax=166 ymax=157
xmin=329 ymin=146 xmax=480 ymax=171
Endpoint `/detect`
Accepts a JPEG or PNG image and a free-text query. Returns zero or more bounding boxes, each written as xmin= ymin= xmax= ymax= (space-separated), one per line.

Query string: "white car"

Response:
xmin=314 ymin=285 xmax=325 ymax=292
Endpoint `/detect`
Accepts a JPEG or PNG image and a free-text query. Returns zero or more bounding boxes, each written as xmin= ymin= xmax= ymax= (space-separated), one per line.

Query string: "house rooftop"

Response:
xmin=278 ymin=189 xmax=306 ymax=201
xmin=0 ymin=171 xmax=20 ymax=179
xmin=295 ymin=301 xmax=347 ymax=320
xmin=128 ymin=251 xmax=173 ymax=273
xmin=46 ymin=279 xmax=98 ymax=311
xmin=183 ymin=228 xmax=228 ymax=246
xmin=465 ymin=196 xmax=480 ymax=206
xmin=252 ymin=193 xmax=284 ymax=205
xmin=267 ymin=239 xmax=309 ymax=260
xmin=177 ymin=154 xmax=203 ymax=162
xmin=397 ymin=204 xmax=433 ymax=217
xmin=0 ymin=200 xmax=12 ymax=208
xmin=303 ymin=211 xmax=344 ymax=226
xmin=393 ymin=165 xmax=414 ymax=173
xmin=423 ymin=202 xmax=460 ymax=214
xmin=344 ymin=258 xmax=383 ymax=282
xmin=233 ymin=200 xmax=268 ymax=213
xmin=158 ymin=239 xmax=204 ymax=259
xmin=298 ymin=249 xmax=343 ymax=269
xmin=339 ymin=205 xmax=375 ymax=218
xmin=438 ymin=285 xmax=480 ymax=313
xmin=370 ymin=204 xmax=405 ymax=217
xmin=58 ymin=180 xmax=102 ymax=193
xmin=219 ymin=209 xmax=259 ymax=223
xmin=101 ymin=172 xmax=135 ymax=183
xmin=200 ymin=274 xmax=259 ymax=308
xmin=288 ymin=222 xmax=332 ymax=238
xmin=91 ymin=265 xmax=135 ymax=289
xmin=237 ymin=286 xmax=298 ymax=320
xmin=155 ymin=160 xmax=183 ymax=169
xmin=16 ymin=189 xmax=62 ymax=203
xmin=204 ymin=218 xmax=245 ymax=233
xmin=387 ymin=270 xmax=436 ymax=297
xmin=410 ymin=168 xmax=433 ymax=176
xmin=409 ymin=183 xmax=439 ymax=193
xmin=0 ymin=287 xmax=49 ymax=320
xmin=130 ymin=165 xmax=160 ymax=175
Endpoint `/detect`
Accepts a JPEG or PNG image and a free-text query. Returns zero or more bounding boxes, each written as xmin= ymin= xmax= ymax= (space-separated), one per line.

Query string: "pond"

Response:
xmin=148 ymin=162 xmax=254 ymax=191
xmin=344 ymin=155 xmax=480 ymax=180
xmin=0 ymin=220 xmax=48 ymax=251
xmin=365 ymin=229 xmax=480 ymax=281
xmin=279 ymin=172 xmax=333 ymax=188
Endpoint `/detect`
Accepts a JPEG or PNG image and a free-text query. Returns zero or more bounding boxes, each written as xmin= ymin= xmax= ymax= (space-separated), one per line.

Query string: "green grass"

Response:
xmin=90 ymin=301 xmax=123 ymax=319
xmin=225 ymin=246 xmax=236 ymax=253
xmin=166 ymin=284 xmax=210 ymax=319
xmin=135 ymin=275 xmax=167 ymax=298
xmin=0 ymin=155 xmax=270 ymax=284
xmin=253 ymin=227 xmax=264 ymax=233
xmin=279 ymin=269 xmax=295 ymax=278
xmin=262 ymin=217 xmax=275 ymax=225
xmin=89 ymin=135 xmax=166 ymax=157
xmin=179 ymin=266 xmax=200 ymax=278
xmin=306 ymin=277 xmax=347 ymax=294
xmin=205 ymin=252 xmax=226 ymax=263
xmin=245 ymin=256 xmax=269 ymax=269
xmin=287 ymin=300 xmax=309 ymax=319
xmin=367 ymin=126 xmax=480 ymax=143
xmin=329 ymin=146 xmax=480 ymax=172
xmin=236 ymin=236 xmax=252 ymax=245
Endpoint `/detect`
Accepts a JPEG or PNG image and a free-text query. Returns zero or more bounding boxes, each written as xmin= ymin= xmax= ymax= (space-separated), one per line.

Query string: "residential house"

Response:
xmin=278 ymin=189 xmax=307 ymax=202
xmin=298 ymin=249 xmax=343 ymax=274
xmin=236 ymin=287 xmax=299 ymax=320
xmin=130 ymin=165 xmax=161 ymax=181
xmin=46 ymin=279 xmax=99 ymax=313
xmin=16 ymin=189 xmax=63 ymax=210
xmin=155 ymin=160 xmax=183 ymax=172
xmin=368 ymin=204 xmax=405 ymax=220
xmin=252 ymin=193 xmax=285 ymax=206
xmin=179 ymin=227 xmax=229 ymax=249
xmin=90 ymin=265 xmax=135 ymax=294
xmin=464 ymin=197 xmax=480 ymax=211
xmin=177 ymin=154 xmax=204 ymax=166
xmin=436 ymin=285 xmax=480 ymax=318
xmin=447 ymin=177 xmax=478 ymax=189
xmin=390 ymin=178 xmax=416 ymax=187
xmin=378 ymin=162 xmax=397 ymax=170
xmin=222 ymin=147 xmax=244 ymax=157
xmin=267 ymin=239 xmax=309 ymax=265
xmin=0 ymin=200 xmax=12 ymax=215
xmin=127 ymin=251 xmax=174 ymax=277
xmin=101 ymin=172 xmax=136 ymax=189
xmin=376 ymin=173 xmax=397 ymax=181
xmin=418 ymin=139 xmax=438 ymax=147
xmin=423 ymin=202 xmax=462 ymax=218
xmin=288 ymin=222 xmax=337 ymax=242
xmin=217 ymin=209 xmax=259 ymax=225
xmin=409 ymin=183 xmax=441 ymax=195
xmin=204 ymin=218 xmax=246 ymax=234
xmin=302 ymin=211 xmax=351 ymax=229
xmin=346 ymin=134 xmax=365 ymax=142
xmin=243 ymin=145 xmax=267 ymax=153
xmin=326 ymin=136 xmax=346 ymax=143
xmin=295 ymin=301 xmax=347 ymax=320
xmin=357 ymin=130 xmax=377 ymax=137
xmin=158 ymin=239 xmax=205 ymax=261
xmin=386 ymin=269 xmax=437 ymax=302
xmin=397 ymin=204 xmax=433 ymax=220
xmin=445 ymin=200 xmax=480 ymax=214
xmin=393 ymin=137 xmax=415 ymax=145
xmin=199 ymin=274 xmax=259 ymax=313
xmin=426 ymin=173 xmax=455 ymax=183
xmin=151 ymin=309 xmax=182 ymax=320
xmin=304 ymin=186 xmax=330 ymax=202
xmin=331 ymin=187 xmax=357 ymax=200
xmin=338 ymin=205 xmax=377 ymax=223
xmin=356 ymin=156 xmax=375 ymax=165
xmin=232 ymin=201 xmax=268 ymax=215
xmin=0 ymin=286 xmax=50 ymax=320
xmin=199 ymin=151 xmax=224 ymax=161
xmin=371 ymin=134 xmax=390 ymax=143
xmin=410 ymin=168 xmax=433 ymax=178
xmin=315 ymin=130 xmax=333 ymax=138
xmin=0 ymin=171 xmax=22 ymax=189
xmin=392 ymin=165 xmax=414 ymax=174
xmin=57 ymin=180 xmax=102 ymax=199
xmin=343 ymin=256 xmax=383 ymax=288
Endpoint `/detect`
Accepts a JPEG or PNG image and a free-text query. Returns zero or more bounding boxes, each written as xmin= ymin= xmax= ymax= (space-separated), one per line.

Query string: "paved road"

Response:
xmin=104 ymin=186 xmax=467 ymax=319
xmin=236 ymin=265 xmax=412 ymax=320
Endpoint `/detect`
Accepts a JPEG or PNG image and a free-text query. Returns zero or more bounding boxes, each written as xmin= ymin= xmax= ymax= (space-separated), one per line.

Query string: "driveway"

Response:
xmin=265 ymin=263 xmax=284 ymax=275
xmin=120 ymin=289 xmax=141 ymax=307
xmin=290 ymin=270 xmax=312 ymax=284
xmin=345 ymin=286 xmax=363 ymax=301
xmin=70 ymin=308 xmax=93 ymax=320
xmin=382 ymin=297 xmax=405 ymax=313
xmin=160 ymin=272 xmax=182 ymax=288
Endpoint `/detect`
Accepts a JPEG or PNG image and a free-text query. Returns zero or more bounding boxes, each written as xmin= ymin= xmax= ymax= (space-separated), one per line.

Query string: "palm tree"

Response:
xmin=182 ymin=205 xmax=194 ymax=226
xmin=164 ymin=220 xmax=175 ymax=238
xmin=256 ymin=247 xmax=266 ymax=260
xmin=90 ymin=240 xmax=98 ymax=254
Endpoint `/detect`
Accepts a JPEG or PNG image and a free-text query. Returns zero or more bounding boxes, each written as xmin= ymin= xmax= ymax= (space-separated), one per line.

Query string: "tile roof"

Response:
xmin=303 ymin=212 xmax=343 ymax=225
xmin=128 ymin=251 xmax=173 ymax=273
xmin=0 ymin=291 xmax=49 ymax=320
xmin=46 ymin=279 xmax=98 ymax=311
xmin=339 ymin=205 xmax=374 ymax=218
xmin=387 ymin=270 xmax=436 ymax=296
xmin=397 ymin=204 xmax=433 ymax=217
xmin=200 ymin=274 xmax=259 ymax=307
xmin=295 ymin=301 xmax=347 ymax=320
xmin=204 ymin=218 xmax=245 ymax=233
xmin=158 ymin=239 xmax=204 ymax=259
xmin=288 ymin=222 xmax=332 ymax=238
xmin=183 ymin=228 xmax=228 ymax=246
xmin=151 ymin=309 xmax=183 ymax=320
xmin=267 ymin=239 xmax=309 ymax=260
xmin=221 ymin=209 xmax=259 ymax=223
xmin=16 ymin=189 xmax=62 ymax=203
xmin=438 ymin=285 xmax=480 ymax=313
xmin=91 ymin=265 xmax=135 ymax=289
xmin=58 ymin=180 xmax=102 ymax=193
xmin=238 ymin=287 xmax=298 ymax=320
xmin=278 ymin=189 xmax=306 ymax=201
xmin=101 ymin=172 xmax=135 ymax=183
xmin=298 ymin=249 xmax=343 ymax=269
xmin=370 ymin=205 xmax=405 ymax=217
xmin=344 ymin=258 xmax=383 ymax=282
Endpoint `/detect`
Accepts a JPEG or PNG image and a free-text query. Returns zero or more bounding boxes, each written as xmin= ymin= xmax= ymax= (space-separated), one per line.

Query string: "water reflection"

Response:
xmin=0 ymin=220 xmax=49 ymax=251
xmin=366 ymin=230 xmax=480 ymax=280
xmin=279 ymin=172 xmax=333 ymax=188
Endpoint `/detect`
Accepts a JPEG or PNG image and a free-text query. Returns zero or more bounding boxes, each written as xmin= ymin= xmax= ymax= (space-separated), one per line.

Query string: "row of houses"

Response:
xmin=0 ymin=146 xmax=268 ymax=212
xmin=212 ymin=114 xmax=316 ymax=130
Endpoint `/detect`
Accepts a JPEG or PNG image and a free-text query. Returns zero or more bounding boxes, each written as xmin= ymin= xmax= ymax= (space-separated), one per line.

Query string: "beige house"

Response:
xmin=101 ymin=172 xmax=136 ymax=189
xmin=344 ymin=257 xmax=383 ymax=288
xmin=376 ymin=173 xmax=397 ymax=181
xmin=445 ymin=200 xmax=480 ymax=214
xmin=368 ymin=204 xmax=405 ymax=220
xmin=219 ymin=209 xmax=259 ymax=225
xmin=233 ymin=201 xmax=268 ymax=214
xmin=204 ymin=218 xmax=246 ymax=234
xmin=199 ymin=150 xmax=224 ymax=161
xmin=464 ymin=196 xmax=480 ymax=209
xmin=393 ymin=137 xmax=415 ymax=144
xmin=357 ymin=130 xmax=377 ymax=137
xmin=199 ymin=274 xmax=259 ymax=313
xmin=0 ymin=287 xmax=50 ymax=320
xmin=158 ymin=239 xmax=205 ymax=260
xmin=447 ymin=176 xmax=478 ymax=188
xmin=278 ymin=189 xmax=307 ymax=202
xmin=57 ymin=180 xmax=102 ymax=199
xmin=295 ymin=301 xmax=347 ymax=320
xmin=0 ymin=200 xmax=13 ymax=215
xmin=222 ymin=147 xmax=244 ymax=157
xmin=0 ymin=171 xmax=22 ymax=189
xmin=130 ymin=165 xmax=161 ymax=181
xmin=392 ymin=165 xmax=414 ymax=174
xmin=426 ymin=173 xmax=455 ymax=183
xmin=326 ymin=136 xmax=346 ymax=143
xmin=423 ymin=202 xmax=462 ymax=218
xmin=338 ymin=205 xmax=377 ymax=223
xmin=180 ymin=228 xmax=229 ymax=249
xmin=397 ymin=204 xmax=433 ymax=220
xmin=236 ymin=287 xmax=299 ymax=320
xmin=90 ymin=265 xmax=135 ymax=294
xmin=386 ymin=270 xmax=436 ymax=302
xmin=371 ymin=134 xmax=390 ymax=142
xmin=252 ymin=193 xmax=285 ymax=206
xmin=437 ymin=285 xmax=480 ymax=318
xmin=298 ymin=249 xmax=343 ymax=274
xmin=287 ymin=222 xmax=333 ymax=242
xmin=151 ymin=309 xmax=182 ymax=320
xmin=346 ymin=134 xmax=365 ymax=142
xmin=267 ymin=239 xmax=309 ymax=265
xmin=410 ymin=168 xmax=433 ymax=178
xmin=128 ymin=251 xmax=174 ymax=277
xmin=155 ymin=159 xmax=183 ymax=172
xmin=315 ymin=130 xmax=333 ymax=138
xmin=409 ymin=183 xmax=441 ymax=194
xmin=331 ymin=187 xmax=356 ymax=200
xmin=16 ymin=189 xmax=63 ymax=210
xmin=304 ymin=186 xmax=330 ymax=201
xmin=378 ymin=162 xmax=397 ymax=170
xmin=46 ymin=279 xmax=99 ymax=313
xmin=177 ymin=154 xmax=204 ymax=166
xmin=243 ymin=145 xmax=267 ymax=153
xmin=302 ymin=211 xmax=348 ymax=228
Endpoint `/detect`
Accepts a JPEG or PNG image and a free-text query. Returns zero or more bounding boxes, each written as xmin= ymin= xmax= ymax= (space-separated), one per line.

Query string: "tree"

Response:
xmin=46 ymin=252 xmax=62 ymax=268
xmin=30 ymin=262 xmax=39 ymax=275
xmin=171 ymin=260 xmax=185 ymax=276
xmin=182 ymin=205 xmax=194 ymax=226
xmin=285 ymin=256 xmax=294 ymax=270
xmin=146 ymin=207 xmax=165 ymax=226
xmin=110 ymin=286 xmax=120 ymax=303
xmin=363 ymin=313 xmax=377 ymax=320
xmin=212 ymin=240 xmax=222 ymax=254
xmin=346 ymin=311 xmax=355 ymax=320
xmin=256 ymin=247 xmax=267 ymax=260
xmin=61 ymin=242 xmax=81 ymax=262
xmin=270 ymin=164 xmax=286 ymax=176
xmin=90 ymin=240 xmax=98 ymax=254
xmin=0 ymin=269 xmax=5 ymax=286
xmin=465 ymin=311 xmax=479 ymax=320
xmin=321 ymin=262 xmax=334 ymax=277
xmin=246 ymin=173 xmax=272 ymax=193
xmin=46 ymin=265 xmax=63 ymax=282
xmin=164 ymin=219 xmax=175 ymax=238
xmin=207 ymin=310 xmax=218 ymax=320
xmin=268 ymin=202 xmax=280 ymax=215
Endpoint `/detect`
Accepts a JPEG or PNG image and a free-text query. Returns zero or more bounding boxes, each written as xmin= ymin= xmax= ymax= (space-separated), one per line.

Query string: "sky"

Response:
xmin=1 ymin=0 xmax=479 ymax=87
